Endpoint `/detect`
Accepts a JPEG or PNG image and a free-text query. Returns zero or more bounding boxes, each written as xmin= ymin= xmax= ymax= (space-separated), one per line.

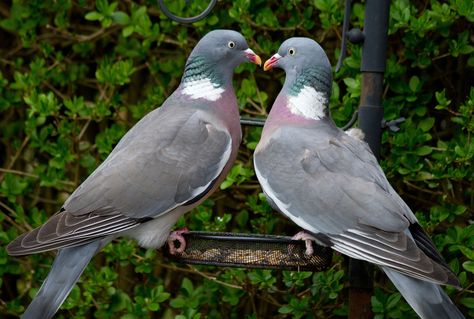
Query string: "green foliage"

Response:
xmin=0 ymin=0 xmax=473 ymax=318
xmin=371 ymin=289 xmax=415 ymax=319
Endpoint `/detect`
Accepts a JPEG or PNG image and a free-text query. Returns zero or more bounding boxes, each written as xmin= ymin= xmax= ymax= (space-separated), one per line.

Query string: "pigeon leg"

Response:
xmin=167 ymin=227 xmax=189 ymax=255
xmin=292 ymin=230 xmax=318 ymax=255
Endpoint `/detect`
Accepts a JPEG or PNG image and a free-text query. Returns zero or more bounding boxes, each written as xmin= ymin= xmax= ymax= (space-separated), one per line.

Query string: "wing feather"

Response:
xmin=331 ymin=228 xmax=459 ymax=286
xmin=7 ymin=210 xmax=139 ymax=256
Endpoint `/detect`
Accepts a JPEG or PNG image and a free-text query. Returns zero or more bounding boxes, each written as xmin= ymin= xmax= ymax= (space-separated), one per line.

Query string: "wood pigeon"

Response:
xmin=7 ymin=29 xmax=261 ymax=319
xmin=254 ymin=37 xmax=464 ymax=319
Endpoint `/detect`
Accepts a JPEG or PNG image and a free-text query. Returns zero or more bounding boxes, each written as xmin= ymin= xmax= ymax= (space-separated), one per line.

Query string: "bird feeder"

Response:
xmin=164 ymin=231 xmax=332 ymax=271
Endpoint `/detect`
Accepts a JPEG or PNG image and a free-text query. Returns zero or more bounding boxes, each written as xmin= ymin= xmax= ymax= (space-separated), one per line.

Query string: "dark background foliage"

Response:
xmin=0 ymin=0 xmax=473 ymax=318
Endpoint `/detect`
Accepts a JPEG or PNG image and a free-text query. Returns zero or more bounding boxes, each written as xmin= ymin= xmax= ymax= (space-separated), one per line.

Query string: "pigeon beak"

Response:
xmin=244 ymin=48 xmax=262 ymax=66
xmin=263 ymin=53 xmax=282 ymax=71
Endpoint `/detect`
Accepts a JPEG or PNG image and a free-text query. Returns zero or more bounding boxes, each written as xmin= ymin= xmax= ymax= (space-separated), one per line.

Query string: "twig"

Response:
xmin=188 ymin=265 xmax=244 ymax=290
xmin=246 ymin=97 xmax=265 ymax=117
xmin=158 ymin=262 xmax=244 ymax=290
xmin=0 ymin=168 xmax=76 ymax=187
xmin=0 ymin=201 xmax=32 ymax=231
xmin=0 ymin=168 xmax=38 ymax=179
xmin=77 ymin=119 xmax=91 ymax=142
xmin=432 ymin=53 xmax=451 ymax=61
xmin=76 ymin=28 xmax=105 ymax=42
xmin=404 ymin=181 xmax=443 ymax=195
xmin=0 ymin=136 xmax=30 ymax=183
xmin=242 ymin=106 xmax=264 ymax=116
xmin=251 ymin=73 xmax=266 ymax=114
xmin=43 ymin=81 xmax=67 ymax=100
xmin=258 ymin=292 xmax=282 ymax=307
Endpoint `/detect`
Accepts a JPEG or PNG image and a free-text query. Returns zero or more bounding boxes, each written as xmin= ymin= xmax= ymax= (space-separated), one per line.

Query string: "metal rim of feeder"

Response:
xmin=164 ymin=231 xmax=333 ymax=271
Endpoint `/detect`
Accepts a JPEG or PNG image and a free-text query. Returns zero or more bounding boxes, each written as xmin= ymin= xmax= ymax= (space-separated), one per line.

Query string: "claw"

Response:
xmin=292 ymin=230 xmax=317 ymax=256
xmin=167 ymin=227 xmax=189 ymax=255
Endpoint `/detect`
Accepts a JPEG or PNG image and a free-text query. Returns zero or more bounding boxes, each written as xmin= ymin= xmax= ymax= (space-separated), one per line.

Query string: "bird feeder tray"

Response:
xmin=164 ymin=231 xmax=332 ymax=271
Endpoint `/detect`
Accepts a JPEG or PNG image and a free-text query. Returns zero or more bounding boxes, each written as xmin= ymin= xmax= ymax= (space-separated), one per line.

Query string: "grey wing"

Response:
xmin=65 ymin=106 xmax=233 ymax=217
xmin=7 ymin=105 xmax=233 ymax=255
xmin=254 ymin=125 xmax=411 ymax=234
xmin=254 ymin=125 xmax=456 ymax=285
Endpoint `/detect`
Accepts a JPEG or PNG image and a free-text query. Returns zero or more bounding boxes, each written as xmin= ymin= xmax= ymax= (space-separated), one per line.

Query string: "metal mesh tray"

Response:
xmin=164 ymin=231 xmax=332 ymax=271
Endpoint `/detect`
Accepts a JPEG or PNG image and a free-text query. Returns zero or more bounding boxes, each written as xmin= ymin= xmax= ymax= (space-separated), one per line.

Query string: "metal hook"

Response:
xmin=158 ymin=0 xmax=217 ymax=24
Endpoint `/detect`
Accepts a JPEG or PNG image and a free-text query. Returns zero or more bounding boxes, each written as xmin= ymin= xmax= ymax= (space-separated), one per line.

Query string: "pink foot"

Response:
xmin=167 ymin=227 xmax=189 ymax=255
xmin=292 ymin=231 xmax=317 ymax=255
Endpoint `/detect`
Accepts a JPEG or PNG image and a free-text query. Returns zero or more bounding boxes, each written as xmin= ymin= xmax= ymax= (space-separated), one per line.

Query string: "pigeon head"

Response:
xmin=264 ymin=38 xmax=333 ymax=120
xmin=190 ymin=30 xmax=261 ymax=68
xmin=181 ymin=30 xmax=261 ymax=94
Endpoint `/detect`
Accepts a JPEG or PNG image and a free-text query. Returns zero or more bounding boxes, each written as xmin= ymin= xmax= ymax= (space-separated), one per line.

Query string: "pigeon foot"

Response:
xmin=292 ymin=230 xmax=317 ymax=255
xmin=167 ymin=227 xmax=189 ymax=255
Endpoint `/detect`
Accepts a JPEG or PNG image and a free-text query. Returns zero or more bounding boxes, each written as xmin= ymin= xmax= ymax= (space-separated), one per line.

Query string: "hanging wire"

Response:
xmin=158 ymin=0 xmax=217 ymax=24
xmin=336 ymin=0 xmax=352 ymax=72
xmin=240 ymin=112 xmax=360 ymax=131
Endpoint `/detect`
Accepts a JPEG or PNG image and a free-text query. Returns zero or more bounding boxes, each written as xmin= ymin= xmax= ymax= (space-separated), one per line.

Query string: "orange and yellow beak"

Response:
xmin=244 ymin=48 xmax=262 ymax=66
xmin=263 ymin=53 xmax=282 ymax=71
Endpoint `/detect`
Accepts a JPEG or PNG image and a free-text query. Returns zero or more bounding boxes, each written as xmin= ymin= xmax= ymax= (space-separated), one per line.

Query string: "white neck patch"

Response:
xmin=287 ymin=85 xmax=327 ymax=120
xmin=182 ymin=78 xmax=224 ymax=101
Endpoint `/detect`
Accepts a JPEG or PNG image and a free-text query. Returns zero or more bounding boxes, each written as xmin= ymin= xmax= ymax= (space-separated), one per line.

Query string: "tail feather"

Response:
xmin=22 ymin=241 xmax=102 ymax=319
xmin=382 ymin=266 xmax=465 ymax=319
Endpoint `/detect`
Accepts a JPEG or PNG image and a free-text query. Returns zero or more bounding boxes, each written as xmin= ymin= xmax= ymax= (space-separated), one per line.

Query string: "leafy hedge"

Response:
xmin=0 ymin=0 xmax=473 ymax=318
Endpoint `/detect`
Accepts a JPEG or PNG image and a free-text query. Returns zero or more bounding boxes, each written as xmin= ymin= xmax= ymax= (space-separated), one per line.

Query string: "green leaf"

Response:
xmin=112 ymin=11 xmax=130 ymax=25
xmin=182 ymin=277 xmax=194 ymax=295
xmin=409 ymin=76 xmax=420 ymax=92
xmin=170 ymin=297 xmax=186 ymax=308
xmin=371 ymin=296 xmax=384 ymax=312
xmin=148 ymin=303 xmax=159 ymax=311
xmin=85 ymin=11 xmax=103 ymax=21
xmin=463 ymin=261 xmax=474 ymax=274
xmin=387 ymin=293 xmax=402 ymax=309
xmin=220 ymin=180 xmax=233 ymax=190
xmin=418 ymin=117 xmax=435 ymax=132
xmin=460 ymin=297 xmax=474 ymax=309
xmin=122 ymin=25 xmax=134 ymax=37
xmin=279 ymin=305 xmax=292 ymax=314
xmin=416 ymin=145 xmax=433 ymax=156
xmin=343 ymin=77 xmax=358 ymax=89
xmin=435 ymin=89 xmax=451 ymax=109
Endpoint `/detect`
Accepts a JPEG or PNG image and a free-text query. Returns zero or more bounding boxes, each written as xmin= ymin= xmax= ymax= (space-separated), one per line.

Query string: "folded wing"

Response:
xmin=8 ymin=104 xmax=233 ymax=256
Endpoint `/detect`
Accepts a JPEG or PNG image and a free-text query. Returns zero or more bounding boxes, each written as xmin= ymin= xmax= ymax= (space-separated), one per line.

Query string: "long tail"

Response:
xmin=22 ymin=240 xmax=102 ymax=319
xmin=382 ymin=267 xmax=465 ymax=319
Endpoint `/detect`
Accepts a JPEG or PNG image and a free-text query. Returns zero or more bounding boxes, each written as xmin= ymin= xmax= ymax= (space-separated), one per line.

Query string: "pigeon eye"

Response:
xmin=288 ymin=48 xmax=296 ymax=56
xmin=228 ymin=41 xmax=235 ymax=49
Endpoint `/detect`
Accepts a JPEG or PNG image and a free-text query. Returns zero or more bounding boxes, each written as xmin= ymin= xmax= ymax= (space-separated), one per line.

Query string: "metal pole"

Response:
xmin=349 ymin=1 xmax=390 ymax=319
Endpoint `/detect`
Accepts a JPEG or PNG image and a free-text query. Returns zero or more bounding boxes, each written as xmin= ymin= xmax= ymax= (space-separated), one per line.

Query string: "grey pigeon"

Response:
xmin=7 ymin=29 xmax=261 ymax=319
xmin=254 ymin=37 xmax=464 ymax=319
